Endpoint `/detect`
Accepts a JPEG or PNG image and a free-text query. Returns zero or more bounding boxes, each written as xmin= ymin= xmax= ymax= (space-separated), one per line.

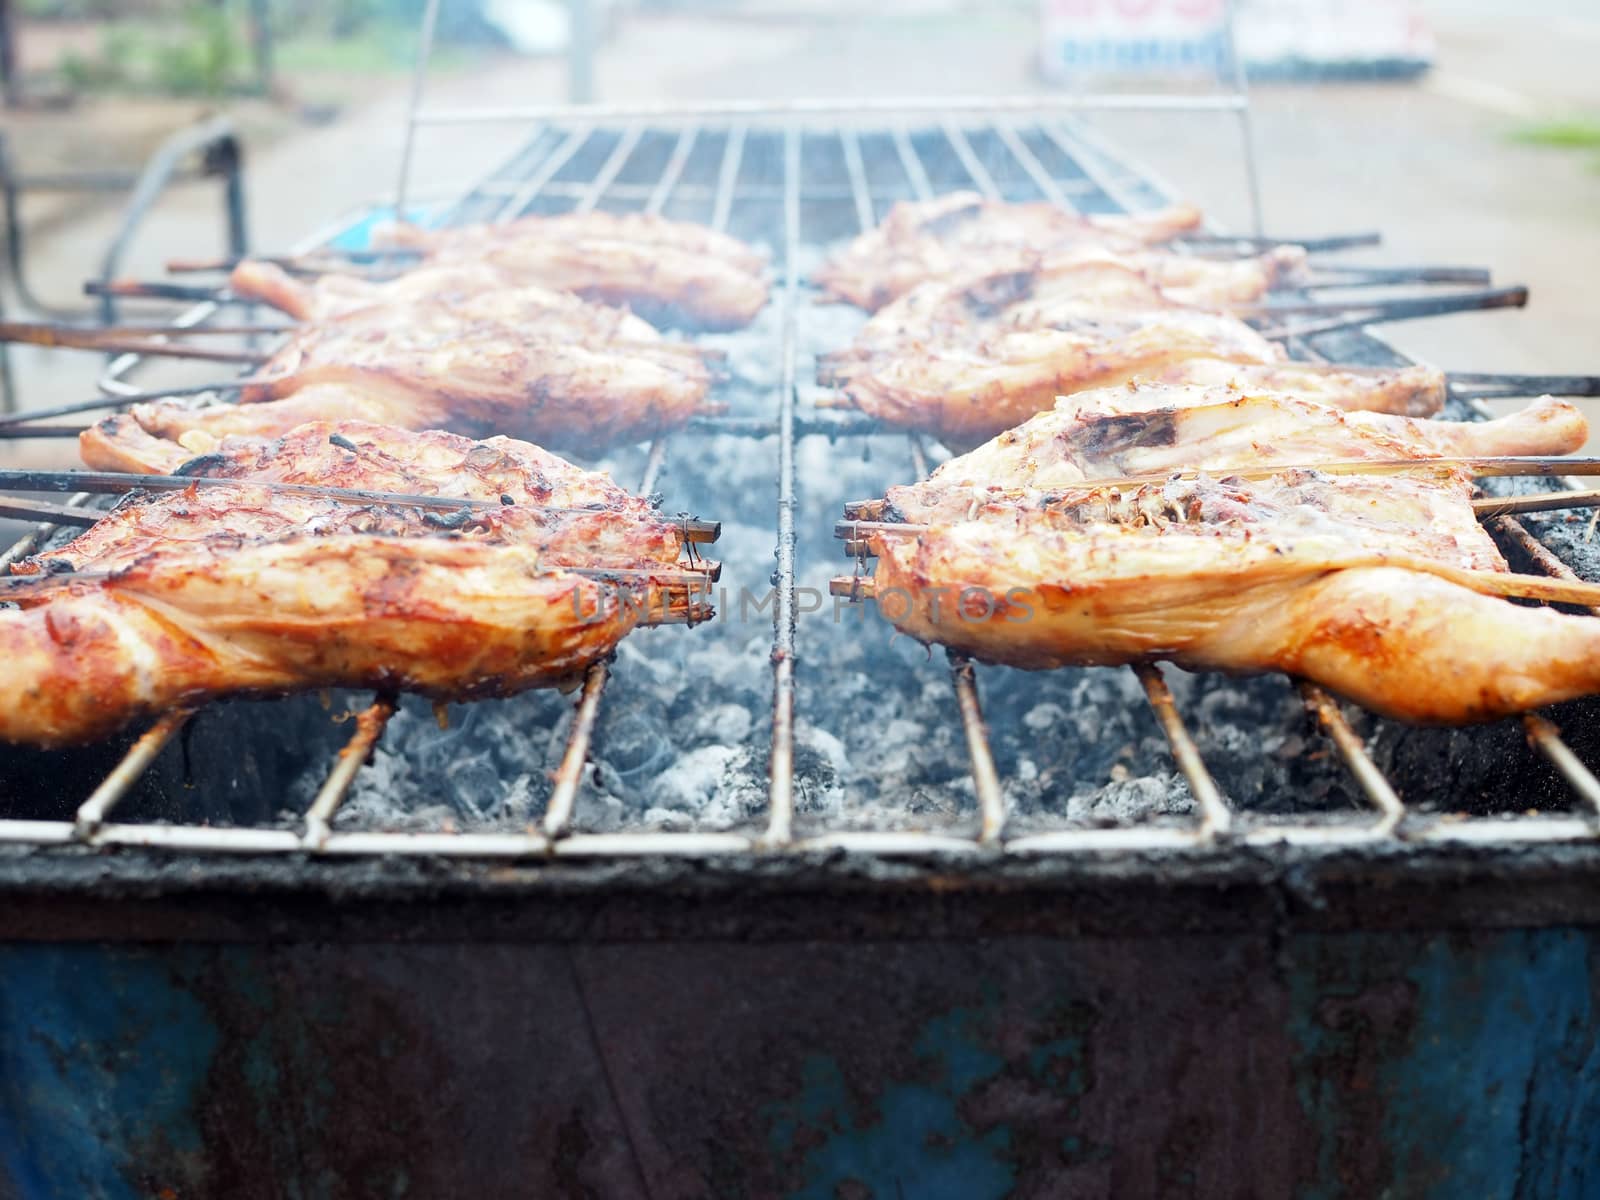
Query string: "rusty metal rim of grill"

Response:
xmin=4 ymin=113 xmax=1600 ymax=856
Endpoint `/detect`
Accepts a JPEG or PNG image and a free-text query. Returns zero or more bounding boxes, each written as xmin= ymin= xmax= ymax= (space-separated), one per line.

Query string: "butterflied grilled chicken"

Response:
xmin=846 ymin=371 xmax=1596 ymax=722
xmin=827 ymin=249 xmax=1303 ymax=338
xmin=902 ymin=385 xmax=1586 ymax=489
xmin=6 ymin=422 xmax=711 ymax=746
xmin=826 ymin=308 xmax=1282 ymax=445
xmin=78 ymin=298 xmax=718 ymax=463
xmin=1 ymin=537 xmax=645 ymax=746
xmin=813 ymin=191 xmax=1207 ymax=309
xmin=865 ymin=492 xmax=1600 ymax=723
xmin=374 ymin=211 xmax=770 ymax=330
xmin=880 ymin=467 xmax=1507 ymax=574
xmin=50 ymin=420 xmax=687 ymax=570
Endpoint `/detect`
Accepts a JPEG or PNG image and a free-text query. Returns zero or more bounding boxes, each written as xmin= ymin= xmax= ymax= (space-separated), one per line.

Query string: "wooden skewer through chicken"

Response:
xmin=3 ymin=422 xmax=716 ymax=747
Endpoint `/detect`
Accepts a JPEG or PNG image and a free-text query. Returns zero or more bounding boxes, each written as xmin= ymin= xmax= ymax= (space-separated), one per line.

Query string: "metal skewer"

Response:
xmin=1181 ymin=230 xmax=1381 ymax=253
xmin=84 ymin=280 xmax=240 ymax=305
xmin=1447 ymin=373 xmax=1600 ymax=398
xmin=1302 ymin=264 xmax=1492 ymax=287
xmin=0 ymin=381 xmax=251 ymax=428
xmin=1255 ymin=286 xmax=1528 ymax=338
xmin=0 ymin=322 xmax=269 ymax=364
xmin=165 ymin=248 xmax=424 ymax=274
xmin=0 ymin=497 xmax=102 ymax=527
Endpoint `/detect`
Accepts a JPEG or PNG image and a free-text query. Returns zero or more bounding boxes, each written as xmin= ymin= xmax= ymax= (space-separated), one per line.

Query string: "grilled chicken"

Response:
xmin=867 ymin=502 xmax=1600 ymax=724
xmin=51 ymin=420 xmax=687 ymax=570
xmin=846 ymin=376 xmax=1596 ymax=722
xmin=374 ymin=211 xmax=771 ymax=330
xmin=903 ymin=386 xmax=1586 ymax=489
xmin=6 ymin=422 xmax=711 ymax=746
xmin=880 ymin=467 xmax=1507 ymax=573
xmin=78 ymin=296 xmax=718 ymax=464
xmin=825 ymin=249 xmax=1303 ymax=339
xmin=1 ymin=537 xmax=644 ymax=746
xmin=826 ymin=308 xmax=1279 ymax=445
xmin=813 ymin=191 xmax=1206 ymax=309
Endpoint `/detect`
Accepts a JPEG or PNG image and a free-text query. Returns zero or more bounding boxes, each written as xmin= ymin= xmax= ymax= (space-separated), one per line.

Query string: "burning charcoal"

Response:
xmin=684 ymin=703 xmax=754 ymax=748
xmin=1067 ymin=773 xmax=1194 ymax=825
xmin=595 ymin=699 xmax=676 ymax=784
xmin=643 ymin=748 xmax=761 ymax=832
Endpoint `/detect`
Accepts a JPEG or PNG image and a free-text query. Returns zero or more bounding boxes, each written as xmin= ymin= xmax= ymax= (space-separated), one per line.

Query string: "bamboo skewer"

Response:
xmin=1471 ymin=490 xmax=1600 ymax=518
xmin=1 ymin=564 xmax=720 ymax=608
xmin=0 ymin=470 xmax=723 ymax=543
xmin=826 ymin=547 xmax=1600 ymax=608
xmin=842 ymin=459 xmax=1600 ymax=512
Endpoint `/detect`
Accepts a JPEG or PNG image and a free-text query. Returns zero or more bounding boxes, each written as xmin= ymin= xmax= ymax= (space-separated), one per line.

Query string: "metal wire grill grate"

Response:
xmin=2 ymin=109 xmax=1598 ymax=858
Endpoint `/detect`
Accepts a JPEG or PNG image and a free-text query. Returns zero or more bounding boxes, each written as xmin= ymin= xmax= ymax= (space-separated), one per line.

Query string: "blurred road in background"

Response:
xmin=2 ymin=0 xmax=1595 ymax=463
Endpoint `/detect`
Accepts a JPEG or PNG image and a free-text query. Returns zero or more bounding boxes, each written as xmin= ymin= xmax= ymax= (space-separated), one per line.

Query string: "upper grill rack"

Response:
xmin=2 ymin=109 xmax=1598 ymax=858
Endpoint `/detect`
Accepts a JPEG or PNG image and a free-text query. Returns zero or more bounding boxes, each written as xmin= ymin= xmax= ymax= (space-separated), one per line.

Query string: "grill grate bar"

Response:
xmin=939 ymin=121 xmax=1002 ymax=200
xmin=496 ymin=124 xmax=592 ymax=222
xmin=949 ymin=654 xmax=1006 ymax=842
xmin=993 ymin=123 xmax=1075 ymax=210
xmin=574 ymin=124 xmax=646 ymax=213
xmin=838 ymin=128 xmax=876 ymax=236
xmin=764 ymin=124 xmax=802 ymax=847
xmin=1062 ymin=117 xmax=1186 ymax=209
xmin=1289 ymin=333 xmax=1600 ymax=828
xmin=710 ymin=125 xmax=748 ymax=234
xmin=467 ymin=178 xmax=1109 ymax=205
xmin=73 ymin=709 xmax=193 ymax=839
xmin=1135 ymin=664 xmax=1232 ymax=839
xmin=303 ymin=697 xmax=397 ymax=850
xmin=891 ymin=125 xmax=935 ymax=201
xmin=1300 ymin=683 xmax=1405 ymax=834
xmin=541 ymin=438 xmax=670 ymax=839
xmin=1524 ymin=715 xmax=1600 ymax=818
xmin=543 ymin=663 xmax=610 ymax=839
xmin=644 ymin=125 xmax=700 ymax=216
xmin=1039 ymin=122 xmax=1147 ymax=215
